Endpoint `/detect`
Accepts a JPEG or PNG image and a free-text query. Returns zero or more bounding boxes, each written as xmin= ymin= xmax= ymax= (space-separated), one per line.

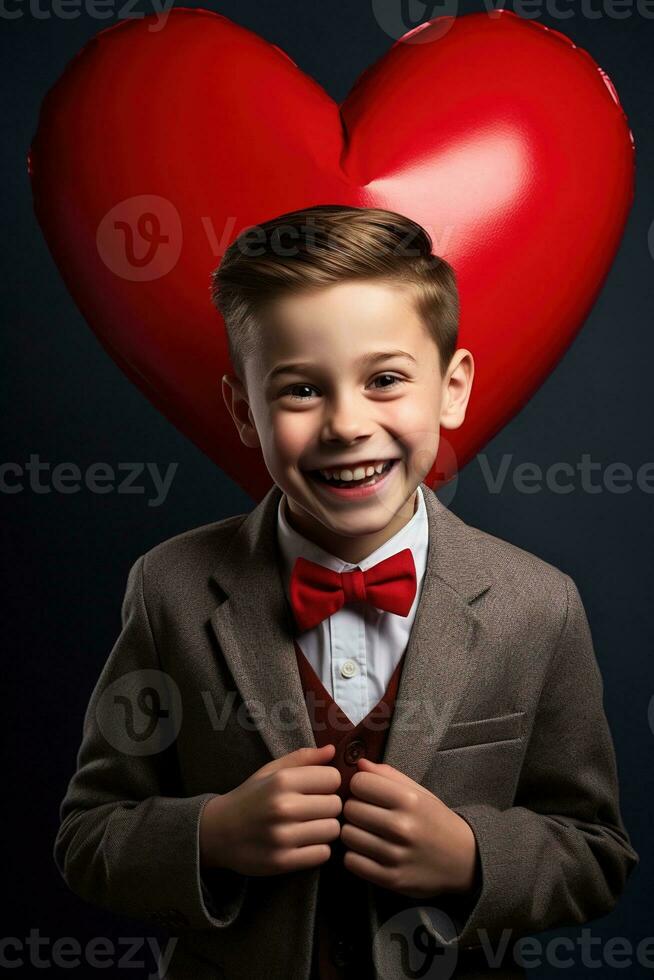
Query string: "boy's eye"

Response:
xmin=372 ymin=374 xmax=404 ymax=390
xmin=283 ymin=375 xmax=404 ymax=401
xmin=286 ymin=384 xmax=317 ymax=401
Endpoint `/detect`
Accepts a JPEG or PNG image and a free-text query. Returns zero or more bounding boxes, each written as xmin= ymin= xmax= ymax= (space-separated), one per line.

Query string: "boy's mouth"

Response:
xmin=304 ymin=459 xmax=397 ymax=490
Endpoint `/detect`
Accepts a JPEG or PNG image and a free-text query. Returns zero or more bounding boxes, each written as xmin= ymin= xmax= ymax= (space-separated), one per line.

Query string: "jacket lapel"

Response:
xmin=208 ymin=481 xmax=315 ymax=762
xmin=381 ymin=491 xmax=492 ymax=782
xmin=208 ymin=481 xmax=492 ymax=786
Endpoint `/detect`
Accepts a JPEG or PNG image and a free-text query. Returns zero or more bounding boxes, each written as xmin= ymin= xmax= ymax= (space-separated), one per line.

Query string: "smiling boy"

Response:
xmin=221 ymin=253 xmax=469 ymax=563
xmin=55 ymin=205 xmax=638 ymax=980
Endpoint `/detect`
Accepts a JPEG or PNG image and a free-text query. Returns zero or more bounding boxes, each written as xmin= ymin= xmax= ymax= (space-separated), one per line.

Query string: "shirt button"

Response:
xmin=344 ymin=737 xmax=367 ymax=765
xmin=340 ymin=660 xmax=358 ymax=678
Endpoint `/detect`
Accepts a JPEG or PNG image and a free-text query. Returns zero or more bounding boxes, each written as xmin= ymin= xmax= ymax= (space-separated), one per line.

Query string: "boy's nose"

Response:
xmin=322 ymin=411 xmax=374 ymax=444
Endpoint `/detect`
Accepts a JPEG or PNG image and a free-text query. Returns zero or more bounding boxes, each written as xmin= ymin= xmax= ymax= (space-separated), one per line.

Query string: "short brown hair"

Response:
xmin=210 ymin=204 xmax=459 ymax=381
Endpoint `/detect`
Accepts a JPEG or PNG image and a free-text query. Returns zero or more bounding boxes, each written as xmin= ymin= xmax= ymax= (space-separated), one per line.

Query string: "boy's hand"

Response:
xmin=199 ymin=743 xmax=342 ymax=877
xmin=340 ymin=758 xmax=479 ymax=900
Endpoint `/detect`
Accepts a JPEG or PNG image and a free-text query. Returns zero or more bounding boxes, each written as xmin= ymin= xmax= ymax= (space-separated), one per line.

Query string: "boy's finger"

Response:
xmin=265 ymin=743 xmax=336 ymax=772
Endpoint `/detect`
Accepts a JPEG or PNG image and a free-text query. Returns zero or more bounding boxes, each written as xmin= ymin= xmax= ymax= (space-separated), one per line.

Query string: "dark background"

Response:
xmin=2 ymin=1 xmax=652 ymax=976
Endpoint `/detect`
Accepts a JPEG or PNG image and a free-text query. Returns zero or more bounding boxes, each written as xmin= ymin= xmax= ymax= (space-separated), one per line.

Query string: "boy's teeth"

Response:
xmin=319 ymin=461 xmax=389 ymax=482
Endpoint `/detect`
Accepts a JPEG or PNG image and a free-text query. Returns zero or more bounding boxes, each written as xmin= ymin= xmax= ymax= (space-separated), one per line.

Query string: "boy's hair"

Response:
xmin=210 ymin=204 xmax=459 ymax=382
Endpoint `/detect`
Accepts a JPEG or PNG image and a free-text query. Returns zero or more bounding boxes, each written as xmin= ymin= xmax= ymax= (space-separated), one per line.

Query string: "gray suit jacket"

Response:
xmin=54 ymin=481 xmax=639 ymax=979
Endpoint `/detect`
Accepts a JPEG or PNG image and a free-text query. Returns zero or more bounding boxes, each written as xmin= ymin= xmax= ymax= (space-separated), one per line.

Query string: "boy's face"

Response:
xmin=223 ymin=279 xmax=473 ymax=563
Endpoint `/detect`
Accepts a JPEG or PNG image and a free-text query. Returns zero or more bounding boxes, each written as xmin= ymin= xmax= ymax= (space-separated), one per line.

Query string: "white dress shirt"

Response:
xmin=276 ymin=484 xmax=429 ymax=726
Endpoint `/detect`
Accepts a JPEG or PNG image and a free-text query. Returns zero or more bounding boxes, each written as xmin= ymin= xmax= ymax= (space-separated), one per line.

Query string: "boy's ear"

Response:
xmin=439 ymin=349 xmax=474 ymax=431
xmin=221 ymin=373 xmax=262 ymax=450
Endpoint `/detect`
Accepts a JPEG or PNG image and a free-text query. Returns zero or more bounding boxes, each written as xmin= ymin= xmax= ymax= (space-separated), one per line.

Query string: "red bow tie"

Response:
xmin=289 ymin=548 xmax=417 ymax=633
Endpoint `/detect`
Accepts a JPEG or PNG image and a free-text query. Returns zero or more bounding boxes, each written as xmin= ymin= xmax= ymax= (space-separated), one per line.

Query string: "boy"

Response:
xmin=55 ymin=205 xmax=638 ymax=980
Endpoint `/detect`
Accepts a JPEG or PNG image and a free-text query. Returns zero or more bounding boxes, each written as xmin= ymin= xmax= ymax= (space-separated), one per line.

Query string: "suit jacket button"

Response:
xmin=344 ymin=738 xmax=367 ymax=766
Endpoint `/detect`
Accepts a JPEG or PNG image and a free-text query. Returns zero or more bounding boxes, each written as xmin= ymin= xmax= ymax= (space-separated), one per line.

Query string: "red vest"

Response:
xmin=293 ymin=639 xmax=406 ymax=980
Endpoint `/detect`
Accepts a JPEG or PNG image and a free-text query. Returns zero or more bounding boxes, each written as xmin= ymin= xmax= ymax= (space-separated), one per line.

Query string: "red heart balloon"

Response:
xmin=28 ymin=9 xmax=634 ymax=501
